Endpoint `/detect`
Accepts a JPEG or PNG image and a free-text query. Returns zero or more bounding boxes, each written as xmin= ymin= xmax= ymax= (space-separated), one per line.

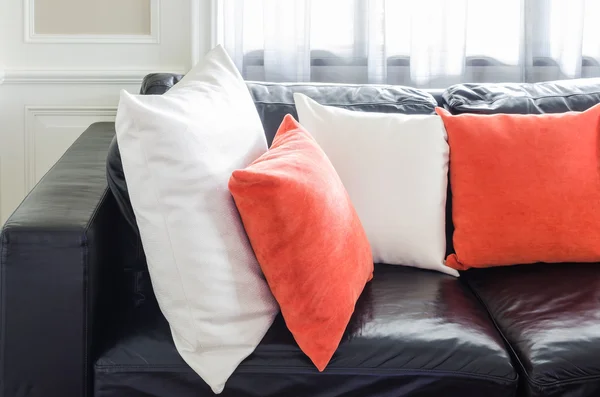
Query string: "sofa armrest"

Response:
xmin=0 ymin=122 xmax=123 ymax=397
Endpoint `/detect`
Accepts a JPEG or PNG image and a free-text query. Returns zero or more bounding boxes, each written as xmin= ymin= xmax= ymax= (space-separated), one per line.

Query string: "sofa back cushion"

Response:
xmin=443 ymin=78 xmax=600 ymax=114
xmin=139 ymin=73 xmax=183 ymax=95
xmin=140 ymin=74 xmax=439 ymax=145
xmin=247 ymin=82 xmax=438 ymax=145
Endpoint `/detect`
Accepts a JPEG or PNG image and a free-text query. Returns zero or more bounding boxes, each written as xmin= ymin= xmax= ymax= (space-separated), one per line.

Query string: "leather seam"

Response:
xmin=461 ymin=280 xmax=528 ymax=382
xmin=449 ymin=90 xmax=600 ymax=108
xmin=531 ymin=374 xmax=600 ymax=389
xmin=93 ymin=365 xmax=516 ymax=384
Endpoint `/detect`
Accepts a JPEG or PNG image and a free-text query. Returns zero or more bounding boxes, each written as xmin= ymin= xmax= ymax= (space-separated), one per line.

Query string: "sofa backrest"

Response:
xmin=140 ymin=73 xmax=440 ymax=145
xmin=247 ymin=82 xmax=439 ymax=144
xmin=141 ymin=73 xmax=600 ymax=116
xmin=109 ymin=74 xmax=600 ymax=306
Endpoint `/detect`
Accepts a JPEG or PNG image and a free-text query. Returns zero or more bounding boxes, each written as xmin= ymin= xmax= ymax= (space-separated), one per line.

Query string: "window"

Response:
xmin=216 ymin=0 xmax=600 ymax=86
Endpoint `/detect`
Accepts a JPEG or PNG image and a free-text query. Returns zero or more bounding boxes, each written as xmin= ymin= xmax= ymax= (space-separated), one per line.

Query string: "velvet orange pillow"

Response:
xmin=436 ymin=104 xmax=600 ymax=270
xmin=228 ymin=114 xmax=373 ymax=371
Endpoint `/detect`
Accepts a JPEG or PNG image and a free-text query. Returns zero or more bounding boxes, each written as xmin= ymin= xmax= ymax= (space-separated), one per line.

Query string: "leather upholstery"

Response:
xmin=95 ymin=264 xmax=517 ymax=397
xmin=427 ymin=88 xmax=447 ymax=107
xmin=139 ymin=74 xmax=439 ymax=144
xmin=443 ymin=78 xmax=600 ymax=114
xmin=464 ymin=263 xmax=600 ymax=397
xmin=246 ymin=82 xmax=438 ymax=144
xmin=140 ymin=73 xmax=183 ymax=95
xmin=0 ymin=123 xmax=128 ymax=397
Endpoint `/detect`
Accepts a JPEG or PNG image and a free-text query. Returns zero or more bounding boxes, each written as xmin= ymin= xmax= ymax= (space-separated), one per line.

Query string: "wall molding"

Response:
xmin=24 ymin=106 xmax=117 ymax=191
xmin=24 ymin=0 xmax=160 ymax=44
xmin=1 ymin=69 xmax=185 ymax=84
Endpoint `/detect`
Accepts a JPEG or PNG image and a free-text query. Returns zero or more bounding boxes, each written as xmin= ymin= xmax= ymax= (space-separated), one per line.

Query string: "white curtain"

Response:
xmin=216 ymin=0 xmax=600 ymax=87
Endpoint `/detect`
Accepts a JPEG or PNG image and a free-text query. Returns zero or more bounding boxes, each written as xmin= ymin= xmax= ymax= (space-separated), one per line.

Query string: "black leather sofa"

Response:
xmin=2 ymin=74 xmax=600 ymax=397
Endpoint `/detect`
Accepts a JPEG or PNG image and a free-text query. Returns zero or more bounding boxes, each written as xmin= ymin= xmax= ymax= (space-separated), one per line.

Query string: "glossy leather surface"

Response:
xmin=140 ymin=73 xmax=183 ymax=95
xmin=139 ymin=74 xmax=438 ymax=144
xmin=464 ymin=263 xmax=600 ymax=397
xmin=246 ymin=82 xmax=438 ymax=144
xmin=428 ymin=88 xmax=447 ymax=107
xmin=443 ymin=78 xmax=600 ymax=114
xmin=0 ymin=123 xmax=129 ymax=397
xmin=95 ymin=264 xmax=517 ymax=397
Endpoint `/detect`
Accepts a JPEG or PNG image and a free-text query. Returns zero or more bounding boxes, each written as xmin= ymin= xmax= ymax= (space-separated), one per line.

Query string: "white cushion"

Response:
xmin=294 ymin=93 xmax=458 ymax=277
xmin=115 ymin=45 xmax=279 ymax=394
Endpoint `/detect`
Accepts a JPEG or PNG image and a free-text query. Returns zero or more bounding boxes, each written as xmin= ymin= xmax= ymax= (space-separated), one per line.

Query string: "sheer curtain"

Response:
xmin=216 ymin=0 xmax=600 ymax=87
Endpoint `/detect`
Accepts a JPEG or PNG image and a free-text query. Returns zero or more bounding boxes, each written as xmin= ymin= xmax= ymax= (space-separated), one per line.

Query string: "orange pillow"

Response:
xmin=436 ymin=104 xmax=600 ymax=270
xmin=228 ymin=114 xmax=373 ymax=371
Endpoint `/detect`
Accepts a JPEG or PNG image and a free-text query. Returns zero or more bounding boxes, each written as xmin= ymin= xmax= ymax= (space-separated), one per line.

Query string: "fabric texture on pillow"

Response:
xmin=115 ymin=45 xmax=278 ymax=394
xmin=294 ymin=93 xmax=458 ymax=277
xmin=436 ymin=104 xmax=600 ymax=270
xmin=229 ymin=114 xmax=374 ymax=371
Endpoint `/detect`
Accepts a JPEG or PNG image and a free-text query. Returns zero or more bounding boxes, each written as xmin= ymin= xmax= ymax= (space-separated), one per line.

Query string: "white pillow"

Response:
xmin=294 ymin=93 xmax=459 ymax=277
xmin=115 ymin=45 xmax=279 ymax=394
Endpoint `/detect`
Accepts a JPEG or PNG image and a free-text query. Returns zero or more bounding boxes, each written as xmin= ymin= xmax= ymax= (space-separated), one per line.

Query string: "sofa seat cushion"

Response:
xmin=463 ymin=263 xmax=600 ymax=397
xmin=95 ymin=264 xmax=517 ymax=397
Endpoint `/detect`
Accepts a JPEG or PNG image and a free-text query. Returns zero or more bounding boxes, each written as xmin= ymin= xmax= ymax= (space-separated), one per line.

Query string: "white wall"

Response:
xmin=0 ymin=0 xmax=213 ymax=223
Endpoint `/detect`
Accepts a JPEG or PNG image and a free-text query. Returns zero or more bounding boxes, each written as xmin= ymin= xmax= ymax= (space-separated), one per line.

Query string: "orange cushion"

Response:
xmin=228 ymin=114 xmax=373 ymax=371
xmin=436 ymin=104 xmax=600 ymax=270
